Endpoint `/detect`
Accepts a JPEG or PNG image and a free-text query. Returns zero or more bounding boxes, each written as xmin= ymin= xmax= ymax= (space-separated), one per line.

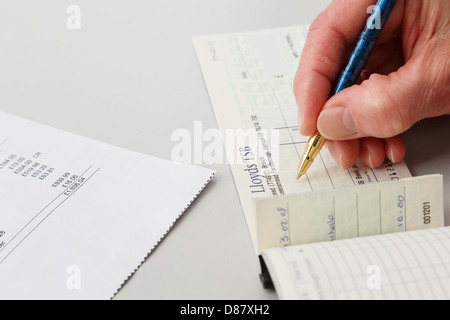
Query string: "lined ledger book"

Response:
xmin=261 ymin=227 xmax=450 ymax=300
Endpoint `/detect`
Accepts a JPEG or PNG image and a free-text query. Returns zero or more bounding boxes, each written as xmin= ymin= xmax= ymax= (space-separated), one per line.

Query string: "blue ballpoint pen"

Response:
xmin=297 ymin=0 xmax=397 ymax=180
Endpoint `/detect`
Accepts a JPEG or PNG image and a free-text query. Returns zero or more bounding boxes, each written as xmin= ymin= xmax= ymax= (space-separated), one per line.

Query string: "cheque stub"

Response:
xmin=255 ymin=175 xmax=444 ymax=252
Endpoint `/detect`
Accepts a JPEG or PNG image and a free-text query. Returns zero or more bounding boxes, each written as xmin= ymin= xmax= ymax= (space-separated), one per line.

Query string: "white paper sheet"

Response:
xmin=0 ymin=111 xmax=214 ymax=299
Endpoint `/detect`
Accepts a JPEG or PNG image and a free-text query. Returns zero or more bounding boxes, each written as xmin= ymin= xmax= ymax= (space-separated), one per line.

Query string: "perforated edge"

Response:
xmin=110 ymin=172 xmax=215 ymax=299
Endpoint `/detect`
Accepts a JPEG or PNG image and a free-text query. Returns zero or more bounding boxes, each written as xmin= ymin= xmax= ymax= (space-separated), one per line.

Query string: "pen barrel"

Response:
xmin=332 ymin=0 xmax=397 ymax=95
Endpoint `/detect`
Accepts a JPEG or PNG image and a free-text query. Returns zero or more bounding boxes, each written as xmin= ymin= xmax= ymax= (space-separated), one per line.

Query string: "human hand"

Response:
xmin=294 ymin=0 xmax=450 ymax=169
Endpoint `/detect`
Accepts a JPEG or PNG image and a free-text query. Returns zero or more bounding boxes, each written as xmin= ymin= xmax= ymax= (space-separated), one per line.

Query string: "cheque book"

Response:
xmin=0 ymin=111 xmax=215 ymax=299
xmin=193 ymin=25 xmax=414 ymax=253
xmin=193 ymin=25 xmax=448 ymax=300
xmin=255 ymin=175 xmax=448 ymax=300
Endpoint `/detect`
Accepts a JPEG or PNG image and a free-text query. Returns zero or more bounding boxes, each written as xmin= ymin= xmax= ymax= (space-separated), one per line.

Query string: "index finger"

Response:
xmin=294 ymin=0 xmax=384 ymax=136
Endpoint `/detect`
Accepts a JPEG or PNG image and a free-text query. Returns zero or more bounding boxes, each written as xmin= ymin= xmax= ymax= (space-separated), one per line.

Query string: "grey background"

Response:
xmin=0 ymin=0 xmax=448 ymax=300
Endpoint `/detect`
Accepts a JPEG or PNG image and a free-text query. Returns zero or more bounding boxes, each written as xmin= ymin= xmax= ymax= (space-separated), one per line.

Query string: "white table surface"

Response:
xmin=1 ymin=0 xmax=448 ymax=300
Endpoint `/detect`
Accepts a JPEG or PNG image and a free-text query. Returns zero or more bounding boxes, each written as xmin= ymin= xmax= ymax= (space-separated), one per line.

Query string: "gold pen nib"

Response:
xmin=296 ymin=132 xmax=326 ymax=181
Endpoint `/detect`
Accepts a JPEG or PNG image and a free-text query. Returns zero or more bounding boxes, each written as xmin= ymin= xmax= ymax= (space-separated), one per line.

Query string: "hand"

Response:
xmin=294 ymin=0 xmax=450 ymax=169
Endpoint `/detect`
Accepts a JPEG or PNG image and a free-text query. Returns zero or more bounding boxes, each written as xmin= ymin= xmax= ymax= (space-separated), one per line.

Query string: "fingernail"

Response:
xmin=368 ymin=151 xmax=374 ymax=169
xmin=389 ymin=146 xmax=396 ymax=164
xmin=317 ymin=107 xmax=357 ymax=139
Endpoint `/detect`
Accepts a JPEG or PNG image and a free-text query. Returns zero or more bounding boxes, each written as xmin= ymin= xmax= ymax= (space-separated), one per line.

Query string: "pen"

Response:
xmin=297 ymin=0 xmax=397 ymax=180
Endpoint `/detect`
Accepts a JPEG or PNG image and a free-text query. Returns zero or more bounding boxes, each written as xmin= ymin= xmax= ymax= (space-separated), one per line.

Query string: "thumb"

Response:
xmin=317 ymin=62 xmax=429 ymax=140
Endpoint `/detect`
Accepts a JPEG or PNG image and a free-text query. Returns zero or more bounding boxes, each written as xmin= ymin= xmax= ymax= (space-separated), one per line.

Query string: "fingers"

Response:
xmin=359 ymin=138 xmax=386 ymax=168
xmin=383 ymin=135 xmax=406 ymax=164
xmin=325 ymin=139 xmax=359 ymax=169
xmin=295 ymin=0 xmax=379 ymax=137
xmin=317 ymin=59 xmax=427 ymax=140
xmin=326 ymin=135 xmax=406 ymax=170
xmin=295 ymin=0 xmax=448 ymax=171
